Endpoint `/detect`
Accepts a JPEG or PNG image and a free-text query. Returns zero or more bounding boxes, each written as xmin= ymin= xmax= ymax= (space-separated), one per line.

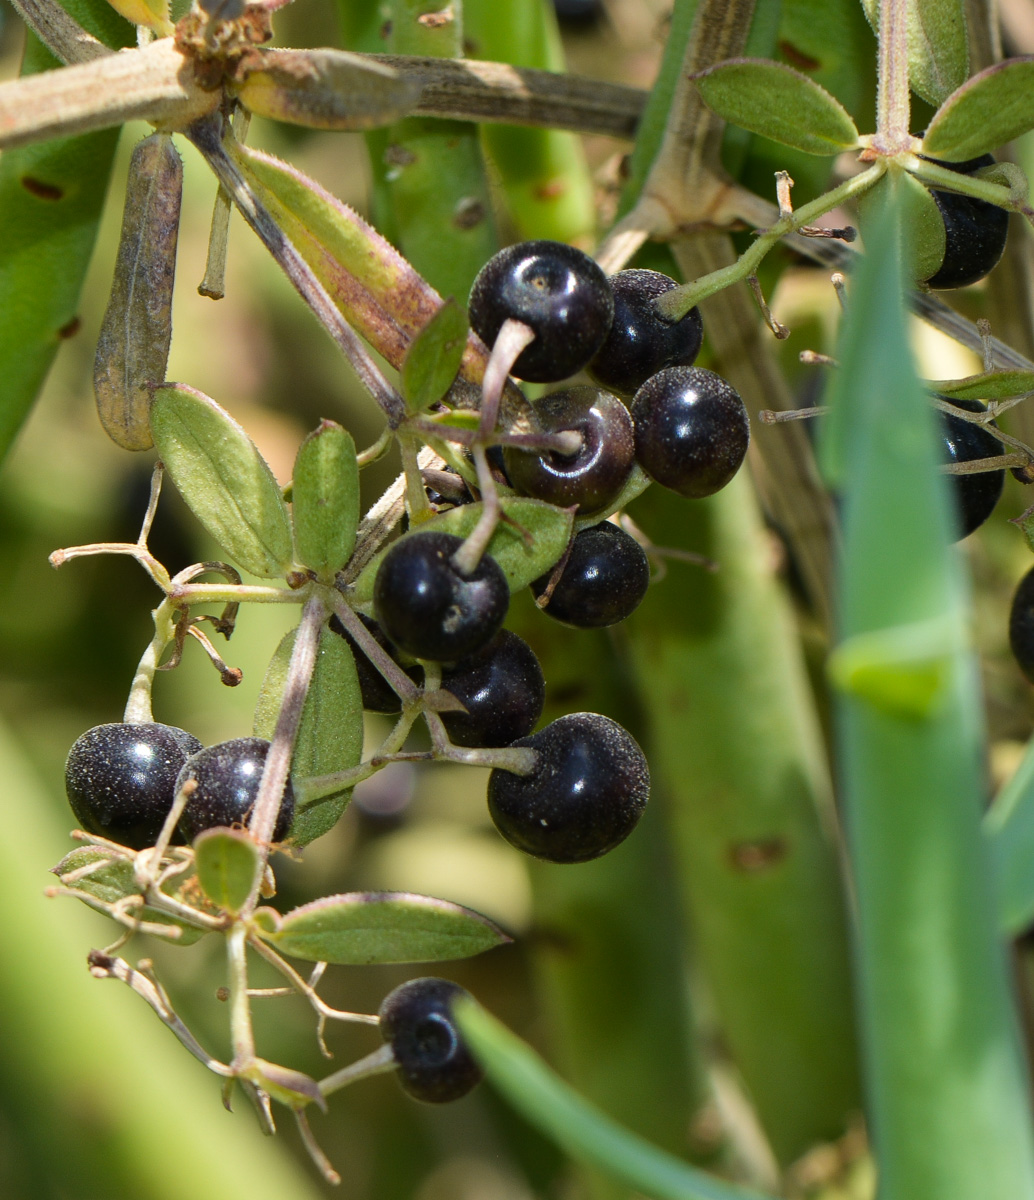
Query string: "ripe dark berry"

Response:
xmin=502 ymin=386 xmax=634 ymax=515
xmin=176 ymin=737 xmax=294 ymax=843
xmin=374 ymin=531 xmax=509 ymax=662
xmin=1010 ymin=566 xmax=1034 ymax=684
xmin=588 ymin=269 xmax=703 ymax=398
xmin=65 ymin=722 xmax=203 ymax=849
xmin=487 ymin=712 xmax=649 ymax=863
xmin=532 ymin=523 xmax=650 ymax=628
xmin=921 ymin=153 xmax=1009 ymax=289
xmin=468 ymin=241 xmax=614 ymax=382
xmin=941 ymin=398 xmax=1004 ymax=539
xmin=379 ymin=977 xmax=482 ymax=1103
xmin=329 ymin=611 xmax=422 ymax=715
xmin=631 ymin=367 xmax=749 ymax=498
xmin=440 ymin=630 xmax=545 ymax=748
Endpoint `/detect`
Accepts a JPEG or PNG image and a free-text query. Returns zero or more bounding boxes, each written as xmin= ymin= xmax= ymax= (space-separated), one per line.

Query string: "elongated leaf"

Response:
xmin=150 ymin=384 xmax=293 ymax=578
xmin=692 ymin=58 xmax=859 ymax=155
xmin=291 ymin=420 xmax=360 ymax=577
xmin=235 ymin=49 xmax=420 ymax=130
xmin=193 ymin=828 xmax=258 ymax=916
xmin=349 ymin=497 xmax=573 ymax=608
xmin=254 ymin=623 xmax=363 ymax=846
xmin=924 ymin=57 xmax=1034 ymax=161
xmin=454 ymin=999 xmax=771 ymax=1200
xmin=401 ymin=300 xmax=469 ymax=413
xmin=986 ymin=733 xmax=1034 ymax=935
xmin=861 ymin=0 xmax=969 ymax=106
xmin=94 ymin=133 xmax=181 ymax=451
xmin=930 ymin=370 xmax=1034 ymax=401
xmin=259 ymin=891 xmax=510 ymax=964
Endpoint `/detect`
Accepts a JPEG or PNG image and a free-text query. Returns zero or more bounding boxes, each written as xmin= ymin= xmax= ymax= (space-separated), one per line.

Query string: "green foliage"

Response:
xmin=290 ymin=420 xmax=360 ymax=577
xmin=400 ymin=300 xmax=469 ymax=413
xmin=859 ymin=0 xmax=969 ymax=106
xmin=194 ymin=828 xmax=259 ymax=916
xmin=923 ymin=58 xmax=1034 ymax=160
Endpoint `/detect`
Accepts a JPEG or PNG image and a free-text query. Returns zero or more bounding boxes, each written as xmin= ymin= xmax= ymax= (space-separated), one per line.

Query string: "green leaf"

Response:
xmin=986 ymin=733 xmax=1034 ymax=936
xmin=150 ymin=384 xmax=293 ymax=578
xmin=258 ymin=892 xmax=511 ymax=964
xmin=254 ymin=623 xmax=363 ymax=846
xmin=1014 ymin=511 xmax=1034 ymax=557
xmin=50 ymin=848 xmax=209 ymax=945
xmin=349 ymin=497 xmax=574 ymax=608
xmin=692 ymin=58 xmax=860 ymax=155
xmin=924 ymin=57 xmax=1034 ymax=161
xmin=401 ymin=300 xmax=469 ymax=413
xmin=453 ymin=999 xmax=772 ymax=1200
xmin=858 ymin=172 xmax=946 ymax=288
xmin=193 ymin=828 xmax=259 ymax=916
xmin=291 ymin=420 xmax=360 ymax=578
xmin=860 ymin=0 xmax=969 ymax=107
xmin=234 ymin=48 xmax=420 ymax=131
xmin=929 ymin=370 xmax=1034 ymax=401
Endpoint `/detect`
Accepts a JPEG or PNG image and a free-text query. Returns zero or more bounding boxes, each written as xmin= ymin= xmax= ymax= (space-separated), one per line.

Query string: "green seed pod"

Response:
xmin=93 ymin=132 xmax=182 ymax=451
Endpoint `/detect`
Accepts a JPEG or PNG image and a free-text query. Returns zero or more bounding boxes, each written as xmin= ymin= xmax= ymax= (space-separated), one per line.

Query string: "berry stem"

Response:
xmin=479 ymin=318 xmax=536 ymax=442
xmin=908 ymin=158 xmax=1034 ymax=221
xmin=248 ymin=936 xmax=379 ymax=1028
xmin=124 ymin=596 xmax=179 ymax=724
xmin=227 ymin=921 xmax=257 ymax=1072
xmin=326 ymin=590 xmax=422 ymax=707
xmin=452 ymin=443 xmax=501 ymax=576
xmin=318 ymin=1042 xmax=398 ymax=1098
xmin=873 ymin=0 xmax=911 ymax=154
xmin=423 ymin=709 xmax=540 ymax=774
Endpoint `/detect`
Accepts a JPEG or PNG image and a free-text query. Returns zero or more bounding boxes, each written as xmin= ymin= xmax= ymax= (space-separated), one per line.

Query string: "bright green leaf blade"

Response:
xmin=291 ymin=420 xmax=360 ymax=577
xmin=929 ymin=370 xmax=1034 ymax=401
xmin=692 ymin=58 xmax=860 ymax=155
xmin=349 ymin=497 xmax=573 ymax=608
xmin=260 ymin=892 xmax=511 ymax=964
xmin=401 ymin=300 xmax=469 ymax=412
xmin=454 ymin=999 xmax=772 ymax=1200
xmin=193 ymin=828 xmax=259 ymax=916
xmin=858 ymin=170 xmax=947 ymax=289
xmin=924 ymin=57 xmax=1034 ymax=160
xmin=254 ymin=622 xmax=363 ymax=846
xmin=50 ymin=848 xmax=209 ymax=945
xmin=986 ymin=732 xmax=1034 ymax=936
xmin=861 ymin=0 xmax=969 ymax=107
xmin=150 ymin=384 xmax=293 ymax=578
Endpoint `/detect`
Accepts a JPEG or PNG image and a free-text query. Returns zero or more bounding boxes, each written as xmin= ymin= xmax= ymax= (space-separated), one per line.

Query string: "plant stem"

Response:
xmin=874 ymin=0 xmax=912 ymax=152
xmin=227 ymin=922 xmax=255 ymax=1070
xmin=124 ymin=597 xmax=180 ymax=723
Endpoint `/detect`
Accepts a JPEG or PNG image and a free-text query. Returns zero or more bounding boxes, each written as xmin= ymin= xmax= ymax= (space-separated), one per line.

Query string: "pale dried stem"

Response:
xmin=9 ymin=0 xmax=111 ymax=64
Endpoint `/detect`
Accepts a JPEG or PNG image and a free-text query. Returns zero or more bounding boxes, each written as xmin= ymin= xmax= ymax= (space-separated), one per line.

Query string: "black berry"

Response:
xmin=440 ymin=630 xmax=545 ymax=748
xmin=487 ymin=712 xmax=649 ymax=863
xmin=532 ymin=523 xmax=650 ymax=628
xmin=468 ymin=241 xmax=614 ymax=382
xmin=940 ymin=398 xmax=1004 ymax=539
xmin=1010 ymin=566 xmax=1034 ymax=684
xmin=588 ymin=269 xmax=703 ymax=398
xmin=65 ymin=722 xmax=203 ymax=850
xmin=921 ymin=153 xmax=1009 ymax=289
xmin=176 ymin=737 xmax=294 ymax=844
xmin=329 ymin=611 xmax=422 ymax=715
xmin=379 ymin=977 xmax=482 ymax=1104
xmin=374 ymin=531 xmax=509 ymax=662
xmin=503 ymin=386 xmax=634 ymax=514
xmin=631 ymin=366 xmax=749 ymax=498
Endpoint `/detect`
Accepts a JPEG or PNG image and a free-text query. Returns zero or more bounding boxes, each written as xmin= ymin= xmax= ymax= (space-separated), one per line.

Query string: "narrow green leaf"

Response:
xmin=692 ymin=58 xmax=860 ymax=155
xmin=1016 ymin=513 xmax=1034 ymax=557
xmin=150 ymin=384 xmax=293 ymax=578
xmin=259 ymin=892 xmax=511 ymax=964
xmin=453 ymin=999 xmax=772 ymax=1200
xmin=254 ymin=623 xmax=363 ymax=846
xmin=929 ymin=370 xmax=1034 ymax=401
xmin=193 ymin=828 xmax=259 ymax=916
xmin=986 ymin=734 xmax=1034 ymax=936
xmin=924 ymin=57 xmax=1034 ymax=161
xmin=234 ymin=48 xmax=420 ymax=130
xmin=291 ymin=420 xmax=360 ymax=577
xmin=401 ymin=300 xmax=469 ymax=413
xmin=349 ymin=497 xmax=574 ymax=608
xmin=860 ymin=0 xmax=969 ymax=107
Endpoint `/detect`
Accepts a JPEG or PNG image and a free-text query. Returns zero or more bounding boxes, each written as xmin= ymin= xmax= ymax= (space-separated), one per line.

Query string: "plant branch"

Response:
xmin=9 ymin=0 xmax=112 ymax=64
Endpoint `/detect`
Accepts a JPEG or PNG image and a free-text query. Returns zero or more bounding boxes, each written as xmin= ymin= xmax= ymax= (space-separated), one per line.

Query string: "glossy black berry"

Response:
xmin=176 ymin=737 xmax=294 ymax=844
xmin=379 ymin=977 xmax=482 ymax=1104
xmin=440 ymin=630 xmax=545 ymax=748
xmin=631 ymin=367 xmax=749 ymax=499
xmin=374 ymin=531 xmax=509 ymax=662
xmin=503 ymin=386 xmax=634 ymax=514
xmin=941 ymin=398 xmax=1004 ymax=539
xmin=487 ymin=712 xmax=649 ymax=863
xmin=588 ymin=269 xmax=703 ymax=398
xmin=1010 ymin=566 xmax=1034 ymax=684
xmin=329 ymin=611 xmax=422 ymax=715
xmin=921 ymin=153 xmax=1009 ymax=289
xmin=65 ymin=722 xmax=203 ymax=850
xmin=468 ymin=241 xmax=614 ymax=382
xmin=532 ymin=523 xmax=650 ymax=628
